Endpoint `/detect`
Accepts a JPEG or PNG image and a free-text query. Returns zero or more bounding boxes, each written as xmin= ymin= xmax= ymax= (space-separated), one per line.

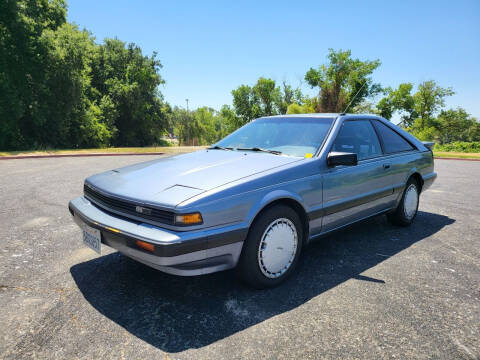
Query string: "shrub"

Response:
xmin=435 ymin=141 xmax=480 ymax=153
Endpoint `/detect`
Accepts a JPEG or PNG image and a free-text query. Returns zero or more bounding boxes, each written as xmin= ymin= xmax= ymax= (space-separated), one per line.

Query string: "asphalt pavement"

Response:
xmin=0 ymin=156 xmax=478 ymax=359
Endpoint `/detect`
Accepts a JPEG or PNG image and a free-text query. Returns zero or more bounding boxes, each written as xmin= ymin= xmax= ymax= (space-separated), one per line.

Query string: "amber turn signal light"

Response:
xmin=135 ymin=240 xmax=155 ymax=253
xmin=175 ymin=212 xmax=203 ymax=225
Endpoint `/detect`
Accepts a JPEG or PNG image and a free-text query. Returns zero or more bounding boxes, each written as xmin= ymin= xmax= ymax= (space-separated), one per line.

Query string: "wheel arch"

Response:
xmin=407 ymin=171 xmax=424 ymax=192
xmin=247 ymin=192 xmax=309 ymax=245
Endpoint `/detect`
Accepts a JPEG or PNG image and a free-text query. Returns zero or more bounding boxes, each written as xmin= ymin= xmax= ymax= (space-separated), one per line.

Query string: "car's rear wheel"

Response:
xmin=237 ymin=205 xmax=303 ymax=288
xmin=387 ymin=177 xmax=420 ymax=226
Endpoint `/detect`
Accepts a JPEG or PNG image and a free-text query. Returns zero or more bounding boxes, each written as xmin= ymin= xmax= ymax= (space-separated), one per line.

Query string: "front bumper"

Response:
xmin=68 ymin=196 xmax=247 ymax=276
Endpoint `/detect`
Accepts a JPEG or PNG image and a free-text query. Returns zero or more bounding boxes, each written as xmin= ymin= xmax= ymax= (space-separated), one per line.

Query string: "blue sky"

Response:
xmin=67 ymin=0 xmax=480 ymax=119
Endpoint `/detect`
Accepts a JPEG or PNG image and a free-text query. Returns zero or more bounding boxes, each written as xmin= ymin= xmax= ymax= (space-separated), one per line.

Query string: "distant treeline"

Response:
xmin=1 ymin=0 xmax=479 ymax=151
xmin=1 ymin=0 xmax=167 ymax=150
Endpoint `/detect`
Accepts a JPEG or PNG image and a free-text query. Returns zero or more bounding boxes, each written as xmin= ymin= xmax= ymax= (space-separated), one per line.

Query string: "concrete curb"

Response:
xmin=0 ymin=152 xmax=165 ymax=160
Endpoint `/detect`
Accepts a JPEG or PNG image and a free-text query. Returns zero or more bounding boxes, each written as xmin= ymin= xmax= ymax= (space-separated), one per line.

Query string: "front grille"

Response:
xmin=84 ymin=184 xmax=175 ymax=225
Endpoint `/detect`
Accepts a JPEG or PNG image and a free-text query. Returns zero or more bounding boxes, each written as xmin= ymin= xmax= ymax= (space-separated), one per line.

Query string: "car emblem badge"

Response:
xmin=136 ymin=206 xmax=151 ymax=215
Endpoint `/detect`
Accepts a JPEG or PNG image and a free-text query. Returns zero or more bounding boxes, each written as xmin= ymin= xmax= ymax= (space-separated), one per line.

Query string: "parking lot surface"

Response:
xmin=0 ymin=156 xmax=479 ymax=359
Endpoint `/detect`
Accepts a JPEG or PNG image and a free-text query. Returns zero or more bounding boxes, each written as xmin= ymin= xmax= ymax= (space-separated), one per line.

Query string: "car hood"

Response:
xmin=86 ymin=149 xmax=302 ymax=207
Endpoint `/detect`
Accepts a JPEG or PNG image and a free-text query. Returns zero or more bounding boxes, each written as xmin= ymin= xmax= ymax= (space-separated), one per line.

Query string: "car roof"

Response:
xmin=259 ymin=113 xmax=386 ymax=121
xmin=260 ymin=113 xmax=339 ymax=119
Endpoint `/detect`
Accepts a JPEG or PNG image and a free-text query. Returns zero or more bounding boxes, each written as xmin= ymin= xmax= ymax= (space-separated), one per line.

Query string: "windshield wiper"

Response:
xmin=236 ymin=147 xmax=282 ymax=155
xmin=208 ymin=145 xmax=234 ymax=151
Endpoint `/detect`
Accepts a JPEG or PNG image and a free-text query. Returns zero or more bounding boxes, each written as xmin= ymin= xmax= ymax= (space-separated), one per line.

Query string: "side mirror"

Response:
xmin=327 ymin=152 xmax=358 ymax=167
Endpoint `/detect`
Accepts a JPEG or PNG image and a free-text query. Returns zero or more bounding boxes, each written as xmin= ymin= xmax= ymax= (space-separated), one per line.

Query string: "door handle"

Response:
xmin=383 ymin=163 xmax=391 ymax=169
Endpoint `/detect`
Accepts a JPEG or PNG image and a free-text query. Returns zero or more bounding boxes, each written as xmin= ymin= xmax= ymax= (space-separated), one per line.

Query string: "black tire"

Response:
xmin=387 ymin=177 xmax=420 ymax=226
xmin=236 ymin=205 xmax=304 ymax=289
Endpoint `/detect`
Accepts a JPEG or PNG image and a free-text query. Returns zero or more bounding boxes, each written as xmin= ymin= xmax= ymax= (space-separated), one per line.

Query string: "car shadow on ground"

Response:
xmin=70 ymin=211 xmax=454 ymax=353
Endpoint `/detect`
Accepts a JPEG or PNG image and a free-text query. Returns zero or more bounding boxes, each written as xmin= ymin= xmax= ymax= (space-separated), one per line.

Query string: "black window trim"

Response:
xmin=369 ymin=119 xmax=386 ymax=155
xmin=328 ymin=119 xmax=384 ymax=163
xmin=370 ymin=119 xmax=418 ymax=155
xmin=313 ymin=116 xmax=337 ymax=158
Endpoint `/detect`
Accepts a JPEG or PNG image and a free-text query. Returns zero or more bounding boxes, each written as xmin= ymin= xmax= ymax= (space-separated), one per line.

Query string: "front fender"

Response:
xmin=245 ymin=189 xmax=306 ymax=225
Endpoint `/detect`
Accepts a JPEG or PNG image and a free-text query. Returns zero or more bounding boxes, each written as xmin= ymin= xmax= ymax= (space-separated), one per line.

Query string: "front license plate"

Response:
xmin=82 ymin=223 xmax=101 ymax=254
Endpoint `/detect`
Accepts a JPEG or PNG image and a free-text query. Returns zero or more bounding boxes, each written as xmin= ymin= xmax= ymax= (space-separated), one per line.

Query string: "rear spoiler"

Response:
xmin=422 ymin=141 xmax=435 ymax=151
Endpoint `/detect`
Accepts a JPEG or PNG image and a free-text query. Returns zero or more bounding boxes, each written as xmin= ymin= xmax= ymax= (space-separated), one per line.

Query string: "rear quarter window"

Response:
xmin=372 ymin=121 xmax=414 ymax=154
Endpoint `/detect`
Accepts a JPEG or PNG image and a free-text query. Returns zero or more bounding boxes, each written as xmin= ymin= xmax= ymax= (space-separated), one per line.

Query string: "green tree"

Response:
xmin=407 ymin=118 xmax=440 ymax=142
xmin=90 ymin=39 xmax=168 ymax=146
xmin=376 ymin=83 xmax=417 ymax=125
xmin=351 ymin=101 xmax=380 ymax=115
xmin=406 ymin=107 xmax=480 ymax=144
xmin=377 ymin=80 xmax=454 ymax=131
xmin=170 ymin=106 xmax=227 ymax=145
xmin=414 ymin=80 xmax=454 ymax=129
xmin=0 ymin=0 xmax=168 ymax=150
xmin=231 ymin=78 xmax=303 ymax=126
xmin=218 ymin=105 xmax=240 ymax=134
xmin=252 ymin=77 xmax=280 ymax=116
xmin=194 ymin=107 xmax=214 ymax=145
xmin=278 ymin=81 xmax=303 ymax=114
xmin=41 ymin=23 xmax=112 ymax=148
xmin=0 ymin=0 xmax=67 ymax=149
xmin=169 ymin=107 xmax=193 ymax=145
xmin=231 ymin=84 xmax=260 ymax=125
xmin=305 ymin=49 xmax=381 ymax=113
xmin=436 ymin=108 xmax=479 ymax=144
xmin=286 ymin=98 xmax=316 ymax=114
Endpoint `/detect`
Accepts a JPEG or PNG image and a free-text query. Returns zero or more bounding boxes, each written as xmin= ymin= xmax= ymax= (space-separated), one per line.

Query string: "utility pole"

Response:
xmin=185 ymin=99 xmax=190 ymax=145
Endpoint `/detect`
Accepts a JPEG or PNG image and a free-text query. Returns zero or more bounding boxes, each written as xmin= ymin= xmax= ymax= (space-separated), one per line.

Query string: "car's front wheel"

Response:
xmin=237 ymin=205 xmax=303 ymax=288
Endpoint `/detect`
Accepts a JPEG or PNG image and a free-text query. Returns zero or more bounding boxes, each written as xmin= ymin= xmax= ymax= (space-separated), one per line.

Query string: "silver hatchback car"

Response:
xmin=69 ymin=114 xmax=436 ymax=288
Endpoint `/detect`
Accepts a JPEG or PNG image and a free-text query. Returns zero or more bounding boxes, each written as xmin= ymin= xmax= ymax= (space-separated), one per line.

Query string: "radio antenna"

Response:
xmin=342 ymin=81 xmax=367 ymax=114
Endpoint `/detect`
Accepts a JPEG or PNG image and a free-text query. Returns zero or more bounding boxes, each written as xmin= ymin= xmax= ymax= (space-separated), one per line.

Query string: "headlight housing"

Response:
xmin=174 ymin=212 xmax=203 ymax=226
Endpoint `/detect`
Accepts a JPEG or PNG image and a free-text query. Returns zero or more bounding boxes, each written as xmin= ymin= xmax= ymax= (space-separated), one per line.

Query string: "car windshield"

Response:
xmin=215 ymin=117 xmax=334 ymax=157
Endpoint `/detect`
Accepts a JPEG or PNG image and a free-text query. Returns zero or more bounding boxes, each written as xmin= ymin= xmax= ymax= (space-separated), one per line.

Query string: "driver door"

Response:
xmin=322 ymin=120 xmax=394 ymax=232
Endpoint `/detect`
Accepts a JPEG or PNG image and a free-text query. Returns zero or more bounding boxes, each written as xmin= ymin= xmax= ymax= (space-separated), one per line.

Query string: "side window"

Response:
xmin=332 ymin=120 xmax=382 ymax=160
xmin=372 ymin=121 xmax=414 ymax=153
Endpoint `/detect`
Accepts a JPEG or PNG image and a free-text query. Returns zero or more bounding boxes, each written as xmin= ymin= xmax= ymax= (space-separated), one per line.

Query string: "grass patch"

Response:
xmin=0 ymin=146 xmax=207 ymax=157
xmin=434 ymin=151 xmax=480 ymax=159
